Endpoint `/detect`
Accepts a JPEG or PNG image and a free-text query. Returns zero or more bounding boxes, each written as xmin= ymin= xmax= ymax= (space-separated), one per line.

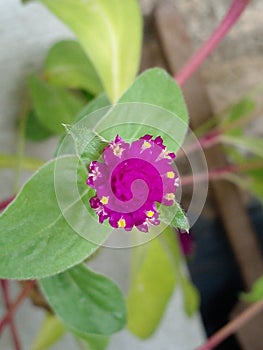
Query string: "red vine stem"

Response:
xmin=0 ymin=280 xmax=22 ymax=350
xmin=197 ymin=299 xmax=263 ymax=350
xmin=175 ymin=0 xmax=251 ymax=87
xmin=0 ymin=280 xmax=35 ymax=335
xmin=0 ymin=196 xmax=15 ymax=212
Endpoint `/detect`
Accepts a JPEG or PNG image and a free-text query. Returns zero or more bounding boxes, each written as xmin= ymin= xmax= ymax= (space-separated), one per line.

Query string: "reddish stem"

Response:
xmin=0 ymin=280 xmax=35 ymax=335
xmin=0 ymin=196 xmax=15 ymax=212
xmin=197 ymin=299 xmax=263 ymax=350
xmin=175 ymin=0 xmax=251 ymax=87
xmin=0 ymin=280 xmax=22 ymax=350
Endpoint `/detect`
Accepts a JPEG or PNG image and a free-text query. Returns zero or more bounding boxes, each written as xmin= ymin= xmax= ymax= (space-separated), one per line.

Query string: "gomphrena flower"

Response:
xmin=87 ymin=135 xmax=179 ymax=232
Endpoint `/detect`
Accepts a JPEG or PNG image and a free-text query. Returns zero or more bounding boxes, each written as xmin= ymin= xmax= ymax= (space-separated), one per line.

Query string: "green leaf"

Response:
xmin=76 ymin=94 xmax=110 ymax=122
xmin=28 ymin=74 xmax=85 ymax=134
xmin=241 ymin=276 xmax=263 ymax=302
xmin=40 ymin=264 xmax=126 ymax=335
xmin=160 ymin=228 xmax=199 ymax=316
xmin=76 ymin=334 xmax=109 ymax=350
xmin=221 ymin=135 xmax=263 ymax=158
xmin=0 ymin=156 xmax=111 ymax=279
xmin=159 ymin=201 xmax=189 ymax=232
xmin=220 ymin=98 xmax=255 ymax=136
xmin=25 ymin=110 xmax=53 ymax=141
xmin=180 ymin=276 xmax=200 ymax=317
xmin=45 ymin=40 xmax=103 ymax=95
xmin=246 ymin=167 xmax=263 ymax=203
xmin=96 ymin=68 xmax=189 ymax=152
xmin=39 ymin=0 xmax=142 ymax=102
xmin=30 ymin=314 xmax=66 ymax=350
xmin=127 ymin=228 xmax=177 ymax=338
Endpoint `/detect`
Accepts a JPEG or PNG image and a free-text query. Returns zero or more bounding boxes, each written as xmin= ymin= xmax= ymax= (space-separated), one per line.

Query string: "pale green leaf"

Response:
xmin=76 ymin=334 xmax=109 ymax=350
xmin=0 ymin=156 xmax=111 ymax=279
xmin=127 ymin=228 xmax=177 ymax=338
xmin=180 ymin=276 xmax=200 ymax=317
xmin=95 ymin=68 xmax=189 ymax=152
xmin=45 ymin=40 xmax=103 ymax=95
xmin=28 ymin=74 xmax=85 ymax=134
xmin=221 ymin=135 xmax=263 ymax=158
xmin=40 ymin=264 xmax=126 ymax=335
xmin=159 ymin=201 xmax=189 ymax=232
xmin=0 ymin=154 xmax=44 ymax=171
xmin=25 ymin=110 xmax=53 ymax=142
xmin=220 ymin=98 xmax=255 ymax=136
xmin=241 ymin=276 xmax=263 ymax=302
xmin=40 ymin=0 xmax=142 ymax=102
xmin=30 ymin=314 xmax=66 ymax=350
xmin=160 ymin=228 xmax=199 ymax=316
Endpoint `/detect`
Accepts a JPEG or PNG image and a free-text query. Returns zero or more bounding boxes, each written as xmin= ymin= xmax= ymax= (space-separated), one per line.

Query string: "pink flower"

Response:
xmin=87 ymin=135 xmax=178 ymax=232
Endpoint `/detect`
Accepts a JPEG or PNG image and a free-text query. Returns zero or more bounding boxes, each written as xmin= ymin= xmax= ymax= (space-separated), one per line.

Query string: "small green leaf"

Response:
xmin=40 ymin=0 xmax=142 ymax=102
xmin=28 ymin=74 xmax=85 ymax=134
xmin=30 ymin=314 xmax=66 ymax=350
xmin=241 ymin=276 xmax=263 ymax=302
xmin=76 ymin=334 xmax=109 ymax=350
xmin=180 ymin=276 xmax=200 ymax=317
xmin=96 ymin=68 xmax=189 ymax=152
xmin=159 ymin=201 xmax=189 ymax=232
xmin=45 ymin=40 xmax=103 ymax=95
xmin=40 ymin=264 xmax=126 ymax=335
xmin=0 ymin=156 xmax=111 ymax=279
xmin=127 ymin=229 xmax=176 ymax=338
xmin=25 ymin=110 xmax=53 ymax=141
xmin=246 ymin=167 xmax=263 ymax=204
xmin=220 ymin=98 xmax=255 ymax=136
xmin=221 ymin=135 xmax=263 ymax=158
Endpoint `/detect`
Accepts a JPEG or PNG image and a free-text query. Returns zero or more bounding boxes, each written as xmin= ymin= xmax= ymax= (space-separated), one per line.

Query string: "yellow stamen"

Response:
xmin=167 ymin=171 xmax=175 ymax=179
xmin=146 ymin=210 xmax=155 ymax=218
xmin=142 ymin=140 xmax=151 ymax=150
xmin=101 ymin=196 xmax=109 ymax=205
xmin=112 ymin=144 xmax=124 ymax=158
xmin=165 ymin=193 xmax=175 ymax=201
xmin=118 ymin=218 xmax=126 ymax=228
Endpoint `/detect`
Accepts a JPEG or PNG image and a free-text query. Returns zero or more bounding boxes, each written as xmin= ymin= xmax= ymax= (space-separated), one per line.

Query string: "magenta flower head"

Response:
xmin=87 ymin=135 xmax=179 ymax=232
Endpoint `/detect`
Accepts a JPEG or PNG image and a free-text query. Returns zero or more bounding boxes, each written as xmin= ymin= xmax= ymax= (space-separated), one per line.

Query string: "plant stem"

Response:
xmin=177 ymin=130 xmax=221 ymax=159
xmin=0 ymin=196 xmax=15 ymax=212
xmin=180 ymin=160 xmax=263 ymax=186
xmin=175 ymin=0 xmax=251 ymax=87
xmin=0 ymin=280 xmax=22 ymax=350
xmin=13 ymin=103 xmax=28 ymax=193
xmin=0 ymin=154 xmax=44 ymax=171
xmin=0 ymin=280 xmax=35 ymax=335
xmin=197 ymin=299 xmax=263 ymax=350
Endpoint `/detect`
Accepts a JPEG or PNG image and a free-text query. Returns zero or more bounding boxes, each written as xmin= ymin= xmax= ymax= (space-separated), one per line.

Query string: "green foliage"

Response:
xmin=241 ymin=276 xmax=263 ymax=302
xmin=180 ymin=276 xmax=200 ymax=317
xmin=30 ymin=314 xmax=66 ymax=350
xmin=220 ymin=97 xmax=256 ymax=136
xmin=76 ymin=334 xmax=109 ymax=350
xmin=221 ymin=135 xmax=263 ymax=158
xmin=127 ymin=227 xmax=199 ymax=338
xmin=25 ymin=110 xmax=53 ymax=141
xmin=39 ymin=0 xmax=143 ymax=102
xmin=45 ymin=40 xmax=103 ymax=95
xmin=90 ymin=68 xmax=188 ymax=157
xmin=40 ymin=264 xmax=126 ymax=335
xmin=0 ymin=157 xmax=109 ymax=279
xmin=127 ymin=229 xmax=177 ymax=338
xmin=159 ymin=201 xmax=190 ymax=232
xmin=28 ymin=74 xmax=85 ymax=134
